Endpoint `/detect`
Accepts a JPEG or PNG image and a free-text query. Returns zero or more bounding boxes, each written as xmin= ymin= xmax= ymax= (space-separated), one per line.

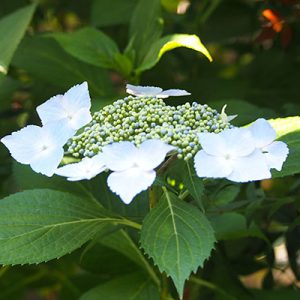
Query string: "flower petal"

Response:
xmin=249 ymin=118 xmax=276 ymax=148
xmin=126 ymin=84 xmax=162 ymax=97
xmin=221 ymin=128 xmax=255 ymax=157
xmin=198 ymin=132 xmax=227 ymax=156
xmin=68 ymin=108 xmax=92 ymax=130
xmin=157 ymin=89 xmax=191 ymax=98
xmin=1 ymin=125 xmax=43 ymax=164
xmin=43 ymin=120 xmax=75 ymax=146
xmin=30 ymin=146 xmax=64 ymax=177
xmin=227 ymin=149 xmax=271 ymax=182
xmin=36 ymin=95 xmax=65 ymax=126
xmin=194 ymin=150 xmax=233 ymax=178
xmin=263 ymin=141 xmax=289 ymax=171
xmin=137 ymin=139 xmax=175 ymax=170
xmin=62 ymin=82 xmax=91 ymax=114
xmin=107 ymin=168 xmax=156 ymax=204
xmin=101 ymin=141 xmax=138 ymax=171
xmin=56 ymin=154 xmax=105 ymax=181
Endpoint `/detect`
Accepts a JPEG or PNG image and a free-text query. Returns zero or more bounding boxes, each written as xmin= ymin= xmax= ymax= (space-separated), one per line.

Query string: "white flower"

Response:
xmin=1 ymin=121 xmax=71 ymax=176
xmin=126 ymin=84 xmax=190 ymax=98
xmin=55 ymin=154 xmax=106 ymax=181
xmin=36 ymin=82 xmax=92 ymax=133
xmin=102 ymin=139 xmax=174 ymax=204
xmin=249 ymin=118 xmax=289 ymax=171
xmin=194 ymin=127 xmax=271 ymax=182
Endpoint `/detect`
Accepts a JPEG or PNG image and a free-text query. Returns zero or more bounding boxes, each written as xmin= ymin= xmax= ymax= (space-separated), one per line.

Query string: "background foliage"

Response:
xmin=0 ymin=0 xmax=300 ymax=299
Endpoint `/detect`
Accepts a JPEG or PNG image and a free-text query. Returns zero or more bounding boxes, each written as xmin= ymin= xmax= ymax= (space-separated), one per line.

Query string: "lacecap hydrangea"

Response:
xmin=1 ymin=83 xmax=289 ymax=204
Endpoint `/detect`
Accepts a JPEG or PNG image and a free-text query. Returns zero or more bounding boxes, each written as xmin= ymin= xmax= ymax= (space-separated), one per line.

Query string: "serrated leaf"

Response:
xmin=50 ymin=27 xmax=123 ymax=70
xmin=269 ymin=116 xmax=300 ymax=177
xmin=0 ymin=189 xmax=126 ymax=265
xmin=80 ymin=272 xmax=160 ymax=300
xmin=140 ymin=190 xmax=215 ymax=297
xmin=0 ymin=4 xmax=36 ymax=74
xmin=137 ymin=34 xmax=212 ymax=72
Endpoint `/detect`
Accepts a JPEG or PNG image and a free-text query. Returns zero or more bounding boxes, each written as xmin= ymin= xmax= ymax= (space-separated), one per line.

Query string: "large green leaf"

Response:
xmin=0 ymin=189 xmax=129 ymax=265
xmin=12 ymin=37 xmax=112 ymax=97
xmin=80 ymin=272 xmax=160 ymax=300
xmin=137 ymin=34 xmax=212 ymax=72
xmin=269 ymin=116 xmax=300 ymax=177
xmin=0 ymin=4 xmax=35 ymax=74
xmin=140 ymin=190 xmax=215 ymax=297
xmin=126 ymin=0 xmax=163 ymax=66
xmin=50 ymin=27 xmax=121 ymax=69
xmin=91 ymin=0 xmax=138 ymax=27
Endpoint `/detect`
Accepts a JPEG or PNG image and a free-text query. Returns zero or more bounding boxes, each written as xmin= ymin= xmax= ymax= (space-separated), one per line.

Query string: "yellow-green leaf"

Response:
xmin=137 ymin=34 xmax=212 ymax=72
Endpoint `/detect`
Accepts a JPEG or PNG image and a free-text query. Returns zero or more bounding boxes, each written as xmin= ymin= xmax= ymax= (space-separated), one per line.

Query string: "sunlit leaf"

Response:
xmin=137 ymin=34 xmax=212 ymax=72
xmin=269 ymin=116 xmax=300 ymax=177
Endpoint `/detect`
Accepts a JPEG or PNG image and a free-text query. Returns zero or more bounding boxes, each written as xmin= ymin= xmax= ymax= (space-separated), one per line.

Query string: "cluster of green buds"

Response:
xmin=66 ymin=96 xmax=232 ymax=160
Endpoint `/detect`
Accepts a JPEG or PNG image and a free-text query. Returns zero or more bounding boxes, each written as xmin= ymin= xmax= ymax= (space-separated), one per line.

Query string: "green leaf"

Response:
xmin=0 ymin=4 xmax=36 ymax=74
xmin=95 ymin=228 xmax=160 ymax=286
xmin=182 ymin=161 xmax=204 ymax=210
xmin=126 ymin=0 xmax=163 ymax=66
xmin=91 ymin=0 xmax=138 ymax=27
xmin=140 ymin=190 xmax=215 ymax=297
xmin=80 ymin=272 xmax=160 ymax=300
xmin=0 ymin=189 xmax=127 ymax=265
xmin=137 ymin=34 xmax=212 ymax=72
xmin=209 ymin=213 xmax=266 ymax=241
xmin=269 ymin=117 xmax=300 ymax=177
xmin=12 ymin=37 xmax=112 ymax=97
xmin=50 ymin=27 xmax=123 ymax=71
xmin=80 ymin=242 xmax=139 ymax=276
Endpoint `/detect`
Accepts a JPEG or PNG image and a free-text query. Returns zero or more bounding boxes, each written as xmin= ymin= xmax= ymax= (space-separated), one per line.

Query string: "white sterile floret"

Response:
xmin=1 ymin=121 xmax=72 ymax=176
xmin=55 ymin=154 xmax=106 ymax=181
xmin=102 ymin=139 xmax=174 ymax=204
xmin=249 ymin=118 xmax=289 ymax=171
xmin=194 ymin=127 xmax=271 ymax=182
xmin=36 ymin=82 xmax=92 ymax=133
xmin=126 ymin=84 xmax=190 ymax=98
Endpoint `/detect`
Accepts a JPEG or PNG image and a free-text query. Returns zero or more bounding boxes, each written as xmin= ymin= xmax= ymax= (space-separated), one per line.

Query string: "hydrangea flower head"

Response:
xmin=1 ymin=121 xmax=72 ymax=176
xmin=102 ymin=139 xmax=174 ymax=204
xmin=68 ymin=96 xmax=231 ymax=161
xmin=37 ymin=82 xmax=92 ymax=133
xmin=126 ymin=84 xmax=191 ymax=98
